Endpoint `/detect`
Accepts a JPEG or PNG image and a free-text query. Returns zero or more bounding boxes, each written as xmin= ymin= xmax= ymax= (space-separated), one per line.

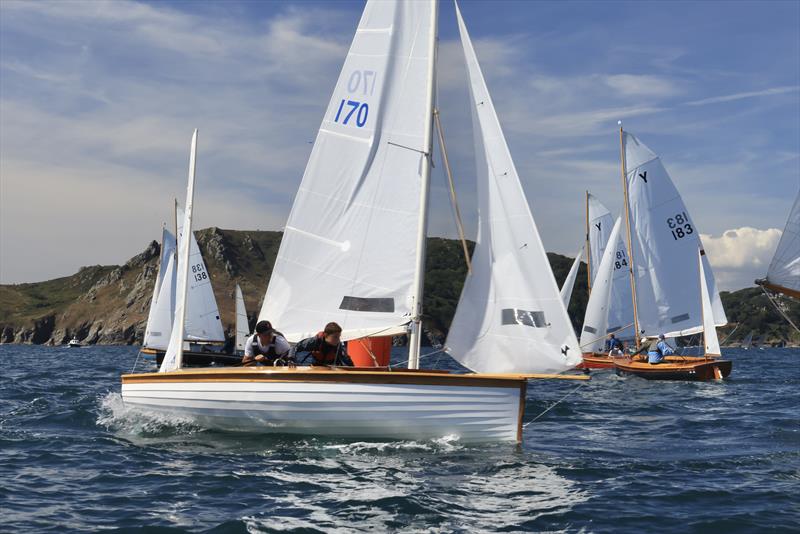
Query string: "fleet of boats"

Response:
xmin=119 ymin=0 xmax=797 ymax=442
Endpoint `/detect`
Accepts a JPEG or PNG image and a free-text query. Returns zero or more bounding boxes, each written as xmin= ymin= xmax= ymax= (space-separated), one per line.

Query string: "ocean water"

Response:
xmin=1 ymin=345 xmax=798 ymax=533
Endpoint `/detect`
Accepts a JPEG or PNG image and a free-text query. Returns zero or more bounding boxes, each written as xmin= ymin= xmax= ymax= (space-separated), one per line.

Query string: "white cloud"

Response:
xmin=701 ymin=227 xmax=782 ymax=290
xmin=685 ymin=86 xmax=800 ymax=106
xmin=603 ymin=74 xmax=683 ymax=98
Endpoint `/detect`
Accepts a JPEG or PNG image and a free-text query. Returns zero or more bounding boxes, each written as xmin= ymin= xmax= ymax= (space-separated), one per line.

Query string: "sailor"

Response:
xmin=656 ymin=334 xmax=675 ymax=360
xmin=634 ymin=334 xmax=673 ymax=364
xmin=605 ymin=333 xmax=623 ymax=355
xmin=291 ymin=322 xmax=353 ymax=366
xmin=242 ymin=320 xmax=291 ymax=366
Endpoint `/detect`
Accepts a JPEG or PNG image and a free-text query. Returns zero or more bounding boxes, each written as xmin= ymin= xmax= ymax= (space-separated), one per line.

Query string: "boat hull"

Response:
xmin=578 ymin=352 xmax=616 ymax=369
xmin=121 ymin=367 xmax=528 ymax=443
xmin=142 ymin=347 xmax=241 ymax=367
xmin=613 ymin=356 xmax=732 ymax=381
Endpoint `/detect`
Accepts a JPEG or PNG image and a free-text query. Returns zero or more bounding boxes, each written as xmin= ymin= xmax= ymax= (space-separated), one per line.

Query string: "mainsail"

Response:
xmin=260 ymin=0 xmax=437 ymax=343
xmin=143 ymin=228 xmax=177 ymax=350
xmin=587 ymin=193 xmax=634 ymax=340
xmin=176 ymin=205 xmax=225 ymax=343
xmin=623 ymin=130 xmax=727 ymax=338
xmin=445 ymin=3 xmax=582 ymax=374
xmin=763 ymin=190 xmax=800 ymax=298
xmin=580 ymin=217 xmax=623 ymax=353
xmin=235 ymin=284 xmax=249 ymax=353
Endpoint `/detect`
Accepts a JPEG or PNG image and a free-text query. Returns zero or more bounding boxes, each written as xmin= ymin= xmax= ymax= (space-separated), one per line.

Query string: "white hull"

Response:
xmin=121 ymin=367 xmax=526 ymax=443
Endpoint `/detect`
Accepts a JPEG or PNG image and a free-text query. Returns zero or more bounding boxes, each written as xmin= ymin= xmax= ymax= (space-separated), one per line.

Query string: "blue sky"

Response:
xmin=1 ymin=0 xmax=798 ymax=290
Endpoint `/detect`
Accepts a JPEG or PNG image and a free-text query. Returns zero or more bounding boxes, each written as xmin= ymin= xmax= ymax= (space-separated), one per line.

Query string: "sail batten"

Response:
xmin=445 ymin=3 xmax=581 ymax=374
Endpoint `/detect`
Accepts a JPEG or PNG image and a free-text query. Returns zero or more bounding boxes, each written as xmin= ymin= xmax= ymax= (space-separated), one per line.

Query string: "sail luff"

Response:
xmin=159 ymin=129 xmax=198 ymax=372
xmin=408 ymin=0 xmax=439 ymax=370
xmin=619 ymin=126 xmax=642 ymax=347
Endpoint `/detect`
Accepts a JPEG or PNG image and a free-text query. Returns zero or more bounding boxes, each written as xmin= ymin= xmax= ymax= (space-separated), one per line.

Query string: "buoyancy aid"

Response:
xmin=309 ymin=332 xmax=340 ymax=365
xmin=248 ymin=333 xmax=282 ymax=359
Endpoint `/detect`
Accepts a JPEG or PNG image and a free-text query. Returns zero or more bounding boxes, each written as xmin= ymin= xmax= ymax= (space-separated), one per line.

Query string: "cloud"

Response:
xmin=701 ymin=227 xmax=782 ymax=290
xmin=603 ymin=74 xmax=683 ymax=98
xmin=685 ymin=86 xmax=800 ymax=106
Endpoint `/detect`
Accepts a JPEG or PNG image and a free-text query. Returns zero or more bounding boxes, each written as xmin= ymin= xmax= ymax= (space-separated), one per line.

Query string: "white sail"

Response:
xmin=160 ymin=130 xmax=199 ymax=373
xmin=445 ymin=4 xmax=582 ymax=374
xmin=176 ymin=205 xmax=226 ymax=343
xmin=560 ymin=245 xmax=583 ymax=308
xmin=765 ymin=190 xmax=800 ymax=297
xmin=143 ymin=228 xmax=177 ymax=350
xmin=235 ymin=284 xmax=249 ymax=353
xmin=579 ymin=217 xmax=623 ymax=353
xmin=260 ymin=0 xmax=437 ymax=343
xmin=698 ymin=248 xmax=721 ymax=356
xmin=587 ymin=193 xmax=634 ymax=340
xmin=623 ymin=130 xmax=727 ymax=337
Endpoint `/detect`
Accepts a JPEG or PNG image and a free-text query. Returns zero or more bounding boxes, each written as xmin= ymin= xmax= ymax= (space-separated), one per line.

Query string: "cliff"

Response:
xmin=0 ymin=229 xmax=797 ymax=346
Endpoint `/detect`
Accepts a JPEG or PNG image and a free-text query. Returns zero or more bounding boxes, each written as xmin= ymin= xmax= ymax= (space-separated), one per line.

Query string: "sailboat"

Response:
xmin=121 ymin=0 xmax=586 ymax=443
xmin=578 ymin=192 xmax=635 ymax=369
xmin=610 ymin=126 xmax=732 ymax=380
xmin=140 ymin=202 xmax=232 ymax=366
xmin=755 ymin=190 xmax=800 ymax=333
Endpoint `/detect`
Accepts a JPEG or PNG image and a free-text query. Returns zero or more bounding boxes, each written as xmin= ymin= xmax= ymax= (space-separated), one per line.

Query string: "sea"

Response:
xmin=1 ymin=345 xmax=798 ymax=533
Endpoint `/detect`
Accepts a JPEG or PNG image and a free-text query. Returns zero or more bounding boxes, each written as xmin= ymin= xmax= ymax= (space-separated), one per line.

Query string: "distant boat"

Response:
xmin=234 ymin=283 xmax=249 ymax=356
xmin=741 ymin=330 xmax=755 ymax=350
xmin=122 ymin=1 xmax=586 ymax=444
xmin=609 ymin=127 xmax=731 ymax=380
xmin=68 ymin=338 xmax=82 ymax=348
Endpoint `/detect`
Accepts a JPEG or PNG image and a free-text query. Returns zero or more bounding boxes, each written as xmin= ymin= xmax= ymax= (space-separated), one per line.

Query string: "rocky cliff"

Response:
xmin=1 ymin=229 xmax=797 ymax=346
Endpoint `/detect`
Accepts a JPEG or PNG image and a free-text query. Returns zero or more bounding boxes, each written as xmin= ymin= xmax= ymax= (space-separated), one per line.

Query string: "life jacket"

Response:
xmin=249 ymin=334 xmax=280 ymax=359
xmin=309 ymin=332 xmax=340 ymax=365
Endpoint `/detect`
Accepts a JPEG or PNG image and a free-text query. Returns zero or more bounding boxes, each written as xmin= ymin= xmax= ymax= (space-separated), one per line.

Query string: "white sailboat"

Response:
xmin=612 ymin=126 xmax=731 ymax=380
xmin=122 ymin=0 xmax=586 ymax=443
xmin=235 ymin=284 xmax=249 ymax=355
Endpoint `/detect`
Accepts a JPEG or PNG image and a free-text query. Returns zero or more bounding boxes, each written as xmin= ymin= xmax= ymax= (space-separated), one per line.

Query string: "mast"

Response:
xmin=173 ymin=129 xmax=198 ymax=370
xmin=585 ymin=190 xmax=591 ymax=293
xmin=618 ymin=123 xmax=642 ymax=349
xmin=408 ymin=0 xmax=439 ymax=370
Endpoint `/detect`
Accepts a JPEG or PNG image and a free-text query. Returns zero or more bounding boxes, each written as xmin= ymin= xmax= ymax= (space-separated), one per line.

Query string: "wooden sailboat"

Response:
xmin=578 ymin=192 xmax=635 ymax=369
xmin=610 ymin=126 xmax=731 ymax=380
xmin=122 ymin=0 xmax=587 ymax=443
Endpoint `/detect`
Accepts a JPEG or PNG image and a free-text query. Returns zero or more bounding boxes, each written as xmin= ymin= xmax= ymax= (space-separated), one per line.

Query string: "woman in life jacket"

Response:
xmin=291 ymin=322 xmax=353 ymax=366
xmin=242 ymin=320 xmax=292 ymax=366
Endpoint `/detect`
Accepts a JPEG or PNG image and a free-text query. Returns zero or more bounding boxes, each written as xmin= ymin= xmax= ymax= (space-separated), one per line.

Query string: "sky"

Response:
xmin=1 ymin=0 xmax=798 ymax=291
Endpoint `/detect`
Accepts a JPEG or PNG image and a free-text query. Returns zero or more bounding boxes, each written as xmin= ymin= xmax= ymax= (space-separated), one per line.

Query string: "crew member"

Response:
xmin=242 ymin=320 xmax=291 ymax=366
xmin=291 ymin=322 xmax=353 ymax=366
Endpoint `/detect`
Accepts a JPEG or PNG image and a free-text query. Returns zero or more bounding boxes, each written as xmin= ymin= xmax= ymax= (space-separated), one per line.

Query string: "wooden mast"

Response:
xmin=619 ymin=123 xmax=642 ymax=350
xmin=585 ymin=190 xmax=592 ymax=294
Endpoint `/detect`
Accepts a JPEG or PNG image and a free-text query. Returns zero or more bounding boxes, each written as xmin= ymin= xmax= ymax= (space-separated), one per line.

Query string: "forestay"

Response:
xmin=623 ymin=131 xmax=726 ymax=337
xmin=698 ymin=248 xmax=721 ymax=356
xmin=580 ymin=217 xmax=623 ymax=353
xmin=587 ymin=194 xmax=634 ymax=340
xmin=176 ymin=205 xmax=225 ymax=343
xmin=445 ymin=4 xmax=581 ymax=374
xmin=765 ymin=190 xmax=800 ymax=297
xmin=143 ymin=228 xmax=177 ymax=350
xmin=260 ymin=0 xmax=436 ymax=342
xmin=235 ymin=284 xmax=249 ymax=353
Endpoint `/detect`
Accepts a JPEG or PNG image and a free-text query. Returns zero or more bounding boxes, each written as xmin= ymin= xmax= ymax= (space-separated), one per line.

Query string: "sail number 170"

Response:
xmin=667 ymin=211 xmax=694 ymax=240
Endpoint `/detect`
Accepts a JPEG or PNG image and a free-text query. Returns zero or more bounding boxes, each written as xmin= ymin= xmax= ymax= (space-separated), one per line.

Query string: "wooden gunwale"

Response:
xmin=761 ymin=281 xmax=800 ymax=300
xmin=613 ymin=357 xmax=732 ymax=380
xmin=122 ymin=367 xmax=588 ymax=387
